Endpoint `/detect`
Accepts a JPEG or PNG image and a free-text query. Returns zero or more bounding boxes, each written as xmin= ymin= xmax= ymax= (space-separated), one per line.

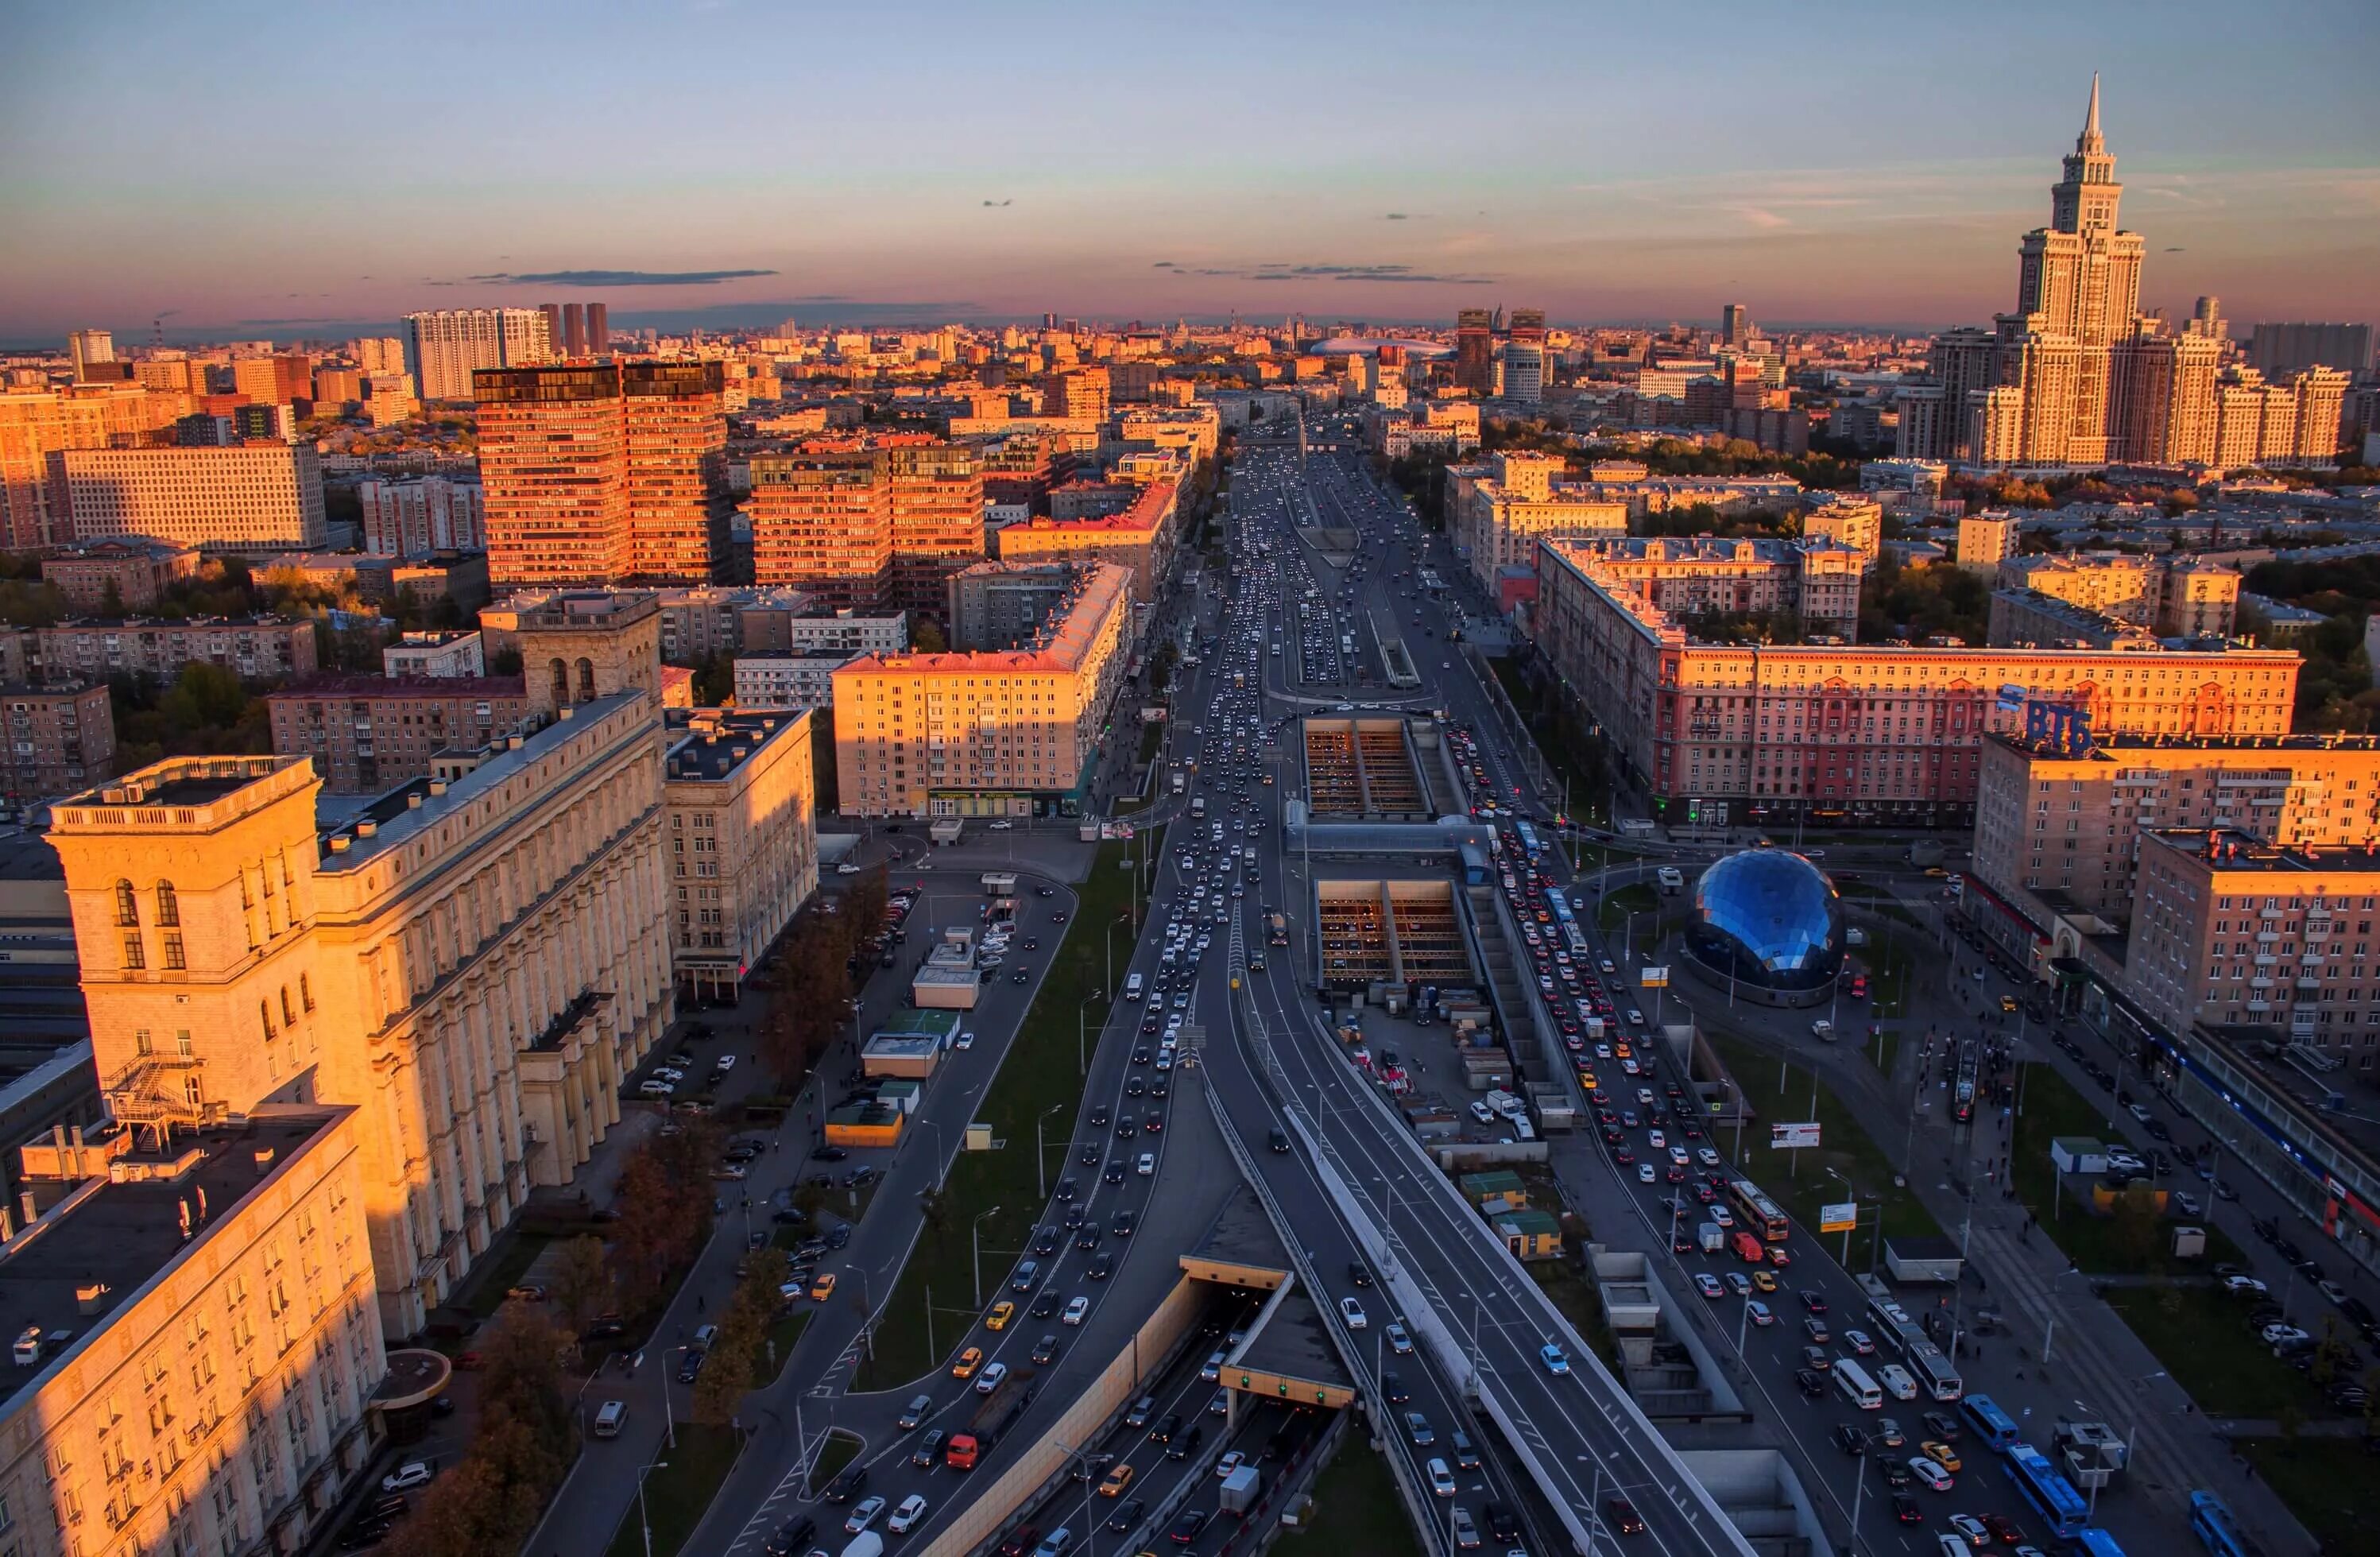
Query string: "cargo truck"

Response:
xmin=1219 ymin=1462 xmax=1263 ymax=1515
xmin=1698 ymin=1222 xmax=1726 ymax=1254
xmin=946 ymin=1367 xmax=1032 ymax=1470
xmin=1171 ymin=771 xmax=1186 ymax=795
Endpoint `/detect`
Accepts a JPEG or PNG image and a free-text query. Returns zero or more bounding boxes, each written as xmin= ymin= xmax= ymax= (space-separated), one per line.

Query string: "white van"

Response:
xmin=1875 ymin=1362 xmax=1919 ymax=1402
xmin=1833 ymin=1358 xmax=1882 ymax=1410
xmin=1124 ymin=973 xmax=1145 ymax=1001
xmin=594 ymin=1400 xmax=627 ymax=1437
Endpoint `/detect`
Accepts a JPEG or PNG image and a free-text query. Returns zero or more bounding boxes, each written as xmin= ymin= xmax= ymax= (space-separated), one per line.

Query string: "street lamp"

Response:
xmin=637 ymin=1458 xmax=671 ymax=1557
xmin=1035 ymin=1102 xmax=1064 ymax=1200
xmin=1078 ymin=990 xmax=1103 ymax=1079
xmin=972 ymin=1205 xmax=1003 ymax=1307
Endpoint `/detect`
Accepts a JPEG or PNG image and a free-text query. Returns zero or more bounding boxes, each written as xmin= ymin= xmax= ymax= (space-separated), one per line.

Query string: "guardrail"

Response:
xmin=1195 ymin=1055 xmax=1449 ymax=1557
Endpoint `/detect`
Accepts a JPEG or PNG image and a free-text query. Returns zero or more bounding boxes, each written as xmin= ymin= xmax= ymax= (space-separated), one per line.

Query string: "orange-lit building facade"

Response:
xmin=748 ymin=436 xmax=984 ymax=619
xmin=989 ymin=477 xmax=1180 ymax=604
xmin=1534 ymin=537 xmax=2301 ymax=830
xmin=477 ymin=362 xmax=726 ymax=589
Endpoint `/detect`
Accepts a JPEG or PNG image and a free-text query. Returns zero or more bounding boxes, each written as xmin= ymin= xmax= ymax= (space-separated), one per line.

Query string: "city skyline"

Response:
xmin=5 ymin=0 xmax=2375 ymax=342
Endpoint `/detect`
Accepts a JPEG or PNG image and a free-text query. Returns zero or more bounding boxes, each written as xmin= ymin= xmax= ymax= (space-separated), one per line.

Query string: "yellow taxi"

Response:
xmin=1921 ymin=1440 xmax=1962 ymax=1474
xmin=808 ymin=1272 xmax=838 ymax=1303
xmin=1750 ymin=1268 xmax=1778 ymax=1293
xmin=1098 ymin=1463 xmax=1137 ymax=1497
xmin=1999 ymin=994 xmax=2018 ymax=1013
xmin=951 ymin=1346 xmax=984 ymax=1380
xmin=985 ymin=1301 xmax=1016 ymax=1331
xmin=1577 ymin=1071 xmax=1597 ymax=1091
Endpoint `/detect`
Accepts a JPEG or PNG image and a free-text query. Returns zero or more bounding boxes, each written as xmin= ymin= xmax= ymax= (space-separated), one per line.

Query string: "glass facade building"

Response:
xmin=1682 ymin=848 xmax=1844 ymax=1003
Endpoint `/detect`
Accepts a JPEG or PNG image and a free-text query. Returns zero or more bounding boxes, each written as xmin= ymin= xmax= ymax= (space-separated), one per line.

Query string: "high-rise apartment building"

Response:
xmin=67 ymin=328 xmax=114 ymax=378
xmin=2249 ymin=322 xmax=2374 ymax=379
xmin=354 ymin=335 xmax=407 ymax=375
xmin=1956 ymin=513 xmax=2023 ymax=573
xmin=748 ymin=437 xmax=983 ymax=617
xmin=2109 ymin=326 xmax=2223 ymax=463
xmin=358 ymin=474 xmax=486 ymax=556
xmin=586 ymin=302 xmax=609 ymax=357
xmin=989 ymin=477 xmax=1178 ymax=604
xmin=48 ymin=443 xmax=327 ymax=551
xmin=0 ymin=680 xmax=112 ymax=800
xmin=476 ymin=362 xmax=727 ymax=588
xmin=0 ymin=383 xmax=182 ymax=549
xmin=1720 ymin=304 xmax=1753 ymax=348
xmin=1047 ymin=366 xmax=1109 ymax=423
xmin=834 ymin=561 xmax=1131 ymax=818
xmin=402 ymin=308 xmax=553 ymax=401
xmin=47 ymin=617 xmax=674 ymax=1332
xmin=1453 ymin=308 xmax=1496 ymax=396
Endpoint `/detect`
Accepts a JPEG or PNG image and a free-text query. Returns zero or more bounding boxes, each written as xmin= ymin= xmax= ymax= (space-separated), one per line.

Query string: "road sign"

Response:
xmin=1639 ymin=966 xmax=1669 ymax=989
xmin=1770 ymin=1121 xmax=1821 ymax=1150
xmin=1819 ymin=1201 xmax=1858 ymax=1233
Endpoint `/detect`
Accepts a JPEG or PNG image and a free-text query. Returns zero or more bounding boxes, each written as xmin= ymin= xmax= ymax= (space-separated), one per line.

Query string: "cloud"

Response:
xmin=1383 ymin=212 xmax=1418 ymax=221
xmin=1240 ymin=263 xmax=1493 ymax=285
xmin=455 ymin=268 xmax=780 ymax=287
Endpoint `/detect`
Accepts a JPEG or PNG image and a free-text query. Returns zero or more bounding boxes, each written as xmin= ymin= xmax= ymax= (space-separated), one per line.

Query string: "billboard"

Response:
xmin=1819 ymin=1201 xmax=1858 ymax=1234
xmin=1639 ymin=966 xmax=1670 ymax=989
xmin=1770 ymin=1121 xmax=1822 ymax=1149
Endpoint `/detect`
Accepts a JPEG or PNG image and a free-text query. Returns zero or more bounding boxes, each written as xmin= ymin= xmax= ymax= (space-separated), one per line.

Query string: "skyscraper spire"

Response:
xmin=2080 ymin=71 xmax=2103 ymax=152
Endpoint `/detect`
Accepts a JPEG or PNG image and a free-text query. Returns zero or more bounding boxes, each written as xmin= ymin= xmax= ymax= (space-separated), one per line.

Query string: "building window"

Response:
xmin=115 ymin=878 xmax=139 ymax=927
xmin=163 ymin=931 xmax=185 ymax=970
xmin=122 ymin=933 xmax=145 ymax=969
xmin=154 ymin=881 xmax=179 ymax=927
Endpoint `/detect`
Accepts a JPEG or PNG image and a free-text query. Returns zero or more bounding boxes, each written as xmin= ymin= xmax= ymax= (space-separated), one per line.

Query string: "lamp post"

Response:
xmin=972 ymin=1205 xmax=1002 ymax=1307
xmin=1035 ymin=1103 xmax=1063 ymax=1200
xmin=637 ymin=1458 xmax=671 ymax=1557
xmin=1078 ymin=991 xmax=1102 ymax=1079
xmin=2123 ymin=1369 xmax=2165 ymax=1505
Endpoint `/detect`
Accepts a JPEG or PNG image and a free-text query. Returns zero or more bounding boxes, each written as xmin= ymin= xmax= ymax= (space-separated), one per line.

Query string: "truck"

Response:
xmin=1267 ymin=912 xmax=1290 ymax=947
xmin=946 ymin=1367 xmax=1032 ymax=1470
xmin=1171 ymin=770 xmax=1186 ymax=795
xmin=839 ymin=1536 xmax=884 ymax=1557
xmin=1190 ymin=796 xmax=1206 ymax=819
xmin=1698 ymin=1222 xmax=1726 ymax=1254
xmin=1732 ymin=1230 xmax=1766 ymax=1263
xmin=1218 ymin=1462 xmax=1263 ymax=1516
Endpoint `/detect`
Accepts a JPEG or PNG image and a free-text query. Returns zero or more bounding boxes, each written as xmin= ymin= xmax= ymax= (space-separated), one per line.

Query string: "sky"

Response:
xmin=4 ymin=0 xmax=2375 ymax=344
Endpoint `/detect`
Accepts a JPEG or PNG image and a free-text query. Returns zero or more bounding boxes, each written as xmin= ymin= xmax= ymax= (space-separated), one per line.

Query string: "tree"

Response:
xmin=2105 ymin=1181 xmax=2162 ymax=1270
xmin=910 ymin=616 xmax=948 ymax=653
xmin=2311 ymin=1315 xmax=2355 ymax=1389
xmin=551 ymin=1234 xmax=613 ymax=1340
xmin=916 ymin=1182 xmax=954 ymax=1239
xmin=692 ymin=652 xmax=736 ymax=706
xmin=99 ymin=577 xmax=126 ymax=617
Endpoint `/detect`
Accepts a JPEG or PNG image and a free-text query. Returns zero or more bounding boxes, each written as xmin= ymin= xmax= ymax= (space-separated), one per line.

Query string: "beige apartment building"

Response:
xmin=1542 ymin=536 xmax=1863 ymax=641
xmin=26 ymin=614 xmax=318 ymax=687
xmin=1449 ymin=451 xmax=1628 ymax=587
xmin=0 ymin=383 xmax=186 ymax=551
xmin=1801 ymin=494 xmax=1883 ymax=567
xmin=664 ymin=707 xmax=819 ymax=1003
xmin=48 ymin=645 xmax=673 ymax=1332
xmin=2123 ymin=830 xmax=2380 ymax=1065
xmin=0 ymin=1106 xmax=386 ymax=1557
xmin=834 ymin=560 xmax=1131 ymax=818
xmin=1993 ymin=552 xmax=2240 ymax=640
xmin=1956 ymin=513 xmax=2024 ymax=573
xmin=39 ymin=540 xmax=202 ymax=613
xmin=990 ymin=476 xmax=1181 ymax=603
xmin=49 ymin=443 xmax=327 ymax=552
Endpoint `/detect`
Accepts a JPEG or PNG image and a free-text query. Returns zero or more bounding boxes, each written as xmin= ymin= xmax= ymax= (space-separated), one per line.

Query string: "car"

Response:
xmin=823 ymin=1466 xmax=868 ymax=1505
xmin=1949 ymin=1512 xmax=1991 ymax=1547
xmin=1098 ymin=1462 xmax=1137 ymax=1497
xmin=986 ymin=1300 xmax=1016 ymax=1330
xmin=1724 ymin=1271 xmax=1753 ymax=1297
xmin=505 ymin=1283 xmax=548 ymax=1302
xmin=676 ymin=1350 xmax=706 ymax=1384
xmin=1341 ymin=1296 xmax=1369 ymax=1328
xmin=1602 ymin=1496 xmax=1646 ymax=1535
xmin=1540 ymin=1342 xmax=1571 ymax=1376
xmin=379 ymin=1461 xmax=435 ymax=1494
xmin=1794 ymin=1368 xmax=1826 ymax=1397
xmin=1136 ymin=1152 xmax=1155 ymax=1175
xmin=1167 ymin=1509 xmax=1210 ymax=1544
xmin=1980 ymin=1512 xmax=2026 ymax=1544
xmin=1921 ymin=1440 xmax=1962 ymax=1473
xmin=1833 ymin=1422 xmax=1867 ymax=1456
xmin=1844 ymin=1328 xmax=1875 ymax=1355
xmin=1062 ymin=1296 xmax=1090 ymax=1327
xmin=1427 ymin=1458 xmax=1457 ymax=1497
xmin=1751 ymin=1269 xmax=1778 ymax=1293
xmin=1803 ymin=1345 xmax=1832 ymax=1372
xmin=1805 ymin=1317 xmax=1832 ymax=1345
xmin=1908 ymin=1457 xmax=1953 ymax=1492
xmin=888 ymin=1494 xmax=930 ymax=1534
xmin=1694 ymin=1273 xmax=1725 ymax=1299
xmin=975 ymin=1361 xmax=1010 ymax=1395
xmin=1800 ymin=1289 xmax=1828 ymax=1313
xmin=1875 ymin=1417 xmax=1906 ymax=1447
xmin=844 ymin=1495 xmax=887 ymax=1534
xmin=1922 ymin=1410 xmax=1961 ymax=1442
xmin=951 ymin=1346 xmax=984 ymax=1379
xmin=1383 ymin=1369 xmax=1409 ymax=1403
xmin=1405 ymin=1412 xmax=1435 ymax=1446
xmin=1890 ymin=1493 xmax=1924 ymax=1524
xmin=1879 ymin=1457 xmax=1914 ymax=1488
xmin=1637 ymin=1162 xmax=1657 ymax=1183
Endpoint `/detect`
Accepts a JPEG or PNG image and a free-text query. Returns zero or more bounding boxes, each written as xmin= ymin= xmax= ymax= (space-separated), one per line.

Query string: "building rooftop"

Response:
xmin=265 ymin=673 xmax=528 ymax=699
xmin=2141 ymin=827 xmax=2380 ymax=876
xmin=1985 ymin=730 xmax=2380 ymax=764
xmin=0 ymin=1110 xmax=346 ymax=1416
xmin=664 ymin=708 xmax=807 ymax=783
xmin=842 ymin=561 xmax=1129 ymax=678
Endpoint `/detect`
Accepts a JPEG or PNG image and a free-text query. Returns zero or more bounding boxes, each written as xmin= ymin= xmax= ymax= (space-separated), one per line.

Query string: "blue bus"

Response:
xmin=2069 ymin=1532 xmax=2127 ymax=1557
xmin=2005 ymin=1443 xmax=2089 ymax=1539
xmin=1959 ymin=1392 xmax=2021 ymax=1451
xmin=2188 ymin=1490 xmax=2264 ymax=1557
xmin=1515 ymin=820 xmax=1542 ymax=860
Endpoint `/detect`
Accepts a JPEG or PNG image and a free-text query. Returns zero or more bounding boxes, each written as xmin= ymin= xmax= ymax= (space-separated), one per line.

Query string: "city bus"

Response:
xmin=1864 ymin=1298 xmax=1964 ymax=1400
xmin=2004 ymin=1443 xmax=2089 ymax=1539
xmin=2071 ymin=1529 xmax=2127 ymax=1557
xmin=1515 ymin=820 xmax=1542 ymax=860
xmin=2188 ymin=1490 xmax=2264 ymax=1557
xmin=1725 ymin=1179 xmax=1791 ymax=1241
xmin=1960 ymin=1393 xmax=2022 ymax=1451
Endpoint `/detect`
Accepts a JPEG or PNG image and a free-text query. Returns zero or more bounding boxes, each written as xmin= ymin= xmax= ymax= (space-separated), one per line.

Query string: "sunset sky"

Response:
xmin=5 ymin=0 xmax=2374 ymax=343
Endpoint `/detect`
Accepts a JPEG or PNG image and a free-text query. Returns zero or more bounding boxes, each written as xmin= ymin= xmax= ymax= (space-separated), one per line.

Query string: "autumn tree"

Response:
xmin=551 ymin=1234 xmax=613 ymax=1341
xmin=692 ymin=1249 xmax=788 ymax=1425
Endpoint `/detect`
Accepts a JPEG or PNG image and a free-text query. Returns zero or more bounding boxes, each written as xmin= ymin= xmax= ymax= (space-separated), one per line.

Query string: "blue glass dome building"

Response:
xmin=1681 ymin=849 xmax=1844 ymax=1006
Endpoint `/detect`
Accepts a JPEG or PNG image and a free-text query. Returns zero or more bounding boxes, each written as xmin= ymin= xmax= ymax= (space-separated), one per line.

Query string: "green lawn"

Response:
xmin=1488 ymin=656 xmax=1612 ymax=826
xmin=2007 ymin=1063 xmax=2246 ymax=1274
xmin=762 ymin=1311 xmax=811 ymax=1385
xmin=602 ymin=1423 xmax=739 ymax=1557
xmin=455 ymin=1230 xmax=553 ymax=1317
xmin=805 ymin=1429 xmax=862 ymax=1495
xmin=853 ymin=834 xmax=1159 ymax=1389
xmin=1136 ymin=718 xmax=1165 ymax=767
xmin=1705 ymin=1031 xmax=1949 ymax=1254
xmin=1283 ymin=1433 xmax=1422 ymax=1557
xmin=2103 ymin=1284 xmax=2359 ymax=1419
xmin=2235 ymin=1435 xmax=2380 ymax=1554
xmin=1595 ymin=881 xmax=1659 ymax=935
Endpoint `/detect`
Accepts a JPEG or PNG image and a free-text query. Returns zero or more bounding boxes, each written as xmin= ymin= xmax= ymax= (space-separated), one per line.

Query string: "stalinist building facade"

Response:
xmin=43 ymin=598 xmax=677 ymax=1336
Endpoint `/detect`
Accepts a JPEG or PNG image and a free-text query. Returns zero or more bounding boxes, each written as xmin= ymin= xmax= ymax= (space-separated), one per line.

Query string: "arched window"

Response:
xmin=575 ymin=657 xmax=596 ymax=703
xmin=548 ymin=659 xmax=569 ymax=707
xmin=154 ymin=881 xmax=180 ymax=928
xmin=114 ymin=879 xmax=139 ymax=927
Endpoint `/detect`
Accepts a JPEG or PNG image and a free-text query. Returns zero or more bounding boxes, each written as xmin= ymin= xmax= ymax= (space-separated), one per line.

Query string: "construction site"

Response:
xmin=1300 ymin=715 xmax=1466 ymax=822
